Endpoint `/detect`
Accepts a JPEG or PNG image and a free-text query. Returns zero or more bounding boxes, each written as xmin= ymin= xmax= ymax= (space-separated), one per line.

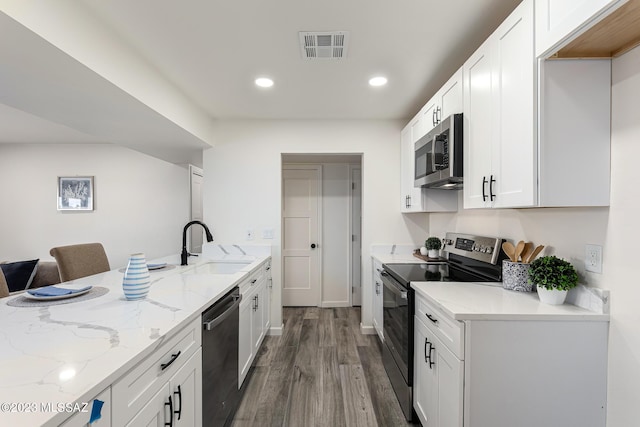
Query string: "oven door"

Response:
xmin=381 ymin=271 xmax=412 ymax=384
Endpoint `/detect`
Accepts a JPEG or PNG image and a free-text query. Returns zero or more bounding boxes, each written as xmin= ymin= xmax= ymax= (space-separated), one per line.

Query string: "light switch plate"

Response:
xmin=585 ymin=244 xmax=603 ymax=274
xmin=262 ymin=228 xmax=275 ymax=239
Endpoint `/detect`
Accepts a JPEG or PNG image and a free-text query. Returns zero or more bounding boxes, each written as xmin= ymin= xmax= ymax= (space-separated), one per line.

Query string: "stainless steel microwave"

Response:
xmin=414 ymin=113 xmax=463 ymax=189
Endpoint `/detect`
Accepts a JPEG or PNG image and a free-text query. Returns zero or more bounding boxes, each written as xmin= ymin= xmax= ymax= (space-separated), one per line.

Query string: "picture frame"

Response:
xmin=57 ymin=176 xmax=94 ymax=211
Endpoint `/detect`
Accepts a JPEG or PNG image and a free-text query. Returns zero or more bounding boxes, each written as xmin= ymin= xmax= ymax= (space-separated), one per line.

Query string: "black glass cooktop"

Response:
xmin=383 ymin=262 xmax=499 ymax=287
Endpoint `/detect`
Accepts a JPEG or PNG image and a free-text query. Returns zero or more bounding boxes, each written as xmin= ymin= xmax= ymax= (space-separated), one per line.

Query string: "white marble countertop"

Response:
xmin=412 ymin=281 xmax=610 ymax=321
xmin=0 ymin=253 xmax=269 ymax=427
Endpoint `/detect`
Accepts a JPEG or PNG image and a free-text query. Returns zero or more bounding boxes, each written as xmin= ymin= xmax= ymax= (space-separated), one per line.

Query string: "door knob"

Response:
xmin=311 ymin=243 xmax=317 ymax=249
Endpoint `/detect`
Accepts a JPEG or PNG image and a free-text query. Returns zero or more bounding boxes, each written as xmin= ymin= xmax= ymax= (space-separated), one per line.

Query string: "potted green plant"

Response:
xmin=528 ymin=255 xmax=578 ymax=305
xmin=424 ymin=237 xmax=442 ymax=259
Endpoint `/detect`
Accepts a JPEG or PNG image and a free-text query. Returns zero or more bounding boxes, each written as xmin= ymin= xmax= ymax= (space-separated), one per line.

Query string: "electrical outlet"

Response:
xmin=585 ymin=244 xmax=603 ymax=274
xmin=246 ymin=229 xmax=254 ymax=241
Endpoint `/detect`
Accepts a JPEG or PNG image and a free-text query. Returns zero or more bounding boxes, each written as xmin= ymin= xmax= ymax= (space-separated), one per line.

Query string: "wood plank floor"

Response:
xmin=231 ymin=307 xmax=417 ymax=427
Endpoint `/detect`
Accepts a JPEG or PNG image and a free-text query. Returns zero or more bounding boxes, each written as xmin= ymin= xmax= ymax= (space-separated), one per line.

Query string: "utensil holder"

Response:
xmin=502 ymin=260 xmax=533 ymax=292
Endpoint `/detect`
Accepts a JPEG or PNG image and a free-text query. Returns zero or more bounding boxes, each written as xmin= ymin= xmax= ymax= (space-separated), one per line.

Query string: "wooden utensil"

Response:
xmin=520 ymin=242 xmax=533 ymax=263
xmin=514 ymin=241 xmax=525 ymax=263
xmin=526 ymin=245 xmax=545 ymax=263
xmin=502 ymin=242 xmax=516 ymax=262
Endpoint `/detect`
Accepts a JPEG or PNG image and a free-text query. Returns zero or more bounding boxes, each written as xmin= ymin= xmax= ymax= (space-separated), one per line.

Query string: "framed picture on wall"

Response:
xmin=57 ymin=176 xmax=94 ymax=211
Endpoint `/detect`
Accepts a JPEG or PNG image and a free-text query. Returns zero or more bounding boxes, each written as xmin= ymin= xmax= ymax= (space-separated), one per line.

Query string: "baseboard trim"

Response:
xmin=360 ymin=323 xmax=376 ymax=335
xmin=321 ymin=301 xmax=351 ymax=308
xmin=268 ymin=324 xmax=284 ymax=336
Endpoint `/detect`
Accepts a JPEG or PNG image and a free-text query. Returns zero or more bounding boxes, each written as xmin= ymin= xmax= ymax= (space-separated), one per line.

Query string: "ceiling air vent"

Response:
xmin=299 ymin=31 xmax=350 ymax=60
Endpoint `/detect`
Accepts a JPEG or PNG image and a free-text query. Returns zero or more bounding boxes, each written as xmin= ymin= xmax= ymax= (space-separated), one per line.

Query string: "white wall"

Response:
xmin=0 ymin=144 xmax=190 ymax=268
xmin=430 ymin=45 xmax=640 ymax=427
xmin=203 ymin=120 xmax=429 ymax=330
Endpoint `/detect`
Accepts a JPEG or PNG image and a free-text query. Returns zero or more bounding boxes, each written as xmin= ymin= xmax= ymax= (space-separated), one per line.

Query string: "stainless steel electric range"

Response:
xmin=380 ymin=232 xmax=507 ymax=422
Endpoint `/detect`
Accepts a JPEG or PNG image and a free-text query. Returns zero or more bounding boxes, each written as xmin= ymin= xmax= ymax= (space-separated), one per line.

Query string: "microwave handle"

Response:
xmin=431 ymin=136 xmax=437 ymax=174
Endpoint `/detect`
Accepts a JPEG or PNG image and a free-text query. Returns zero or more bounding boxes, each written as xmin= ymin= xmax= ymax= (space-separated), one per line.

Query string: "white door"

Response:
xmin=282 ymin=166 xmax=321 ymax=306
xmin=189 ymin=165 xmax=204 ymax=253
xmin=350 ymin=167 xmax=362 ymax=306
xmin=171 ymin=350 xmax=202 ymax=427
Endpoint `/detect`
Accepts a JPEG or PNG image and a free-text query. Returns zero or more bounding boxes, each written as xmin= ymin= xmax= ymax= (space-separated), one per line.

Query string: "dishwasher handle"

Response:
xmin=203 ymin=294 xmax=242 ymax=331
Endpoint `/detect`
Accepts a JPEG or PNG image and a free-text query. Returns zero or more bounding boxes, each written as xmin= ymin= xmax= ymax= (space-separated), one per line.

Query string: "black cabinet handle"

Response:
xmin=407 ymin=195 xmax=411 ymax=208
xmin=490 ymin=175 xmax=496 ymax=201
xmin=426 ymin=313 xmax=438 ymax=324
xmin=253 ymin=295 xmax=257 ymax=311
xmin=256 ymin=295 xmax=259 ymax=310
xmin=405 ymin=195 xmax=409 ymax=209
xmin=482 ymin=176 xmax=488 ymax=202
xmin=251 ymin=279 xmax=257 ymax=285
xmin=266 ymin=266 xmax=271 ymax=271
xmin=161 ymin=351 xmax=181 ymax=371
xmin=311 ymin=243 xmax=317 ymax=249
xmin=164 ymin=395 xmax=173 ymax=427
xmin=174 ymin=385 xmax=182 ymax=420
xmin=427 ymin=342 xmax=435 ymax=369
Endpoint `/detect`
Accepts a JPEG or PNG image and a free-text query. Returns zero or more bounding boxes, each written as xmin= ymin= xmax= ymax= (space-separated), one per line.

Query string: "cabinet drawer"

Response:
xmin=415 ymin=293 xmax=464 ymax=359
xmin=112 ymin=317 xmax=201 ymax=426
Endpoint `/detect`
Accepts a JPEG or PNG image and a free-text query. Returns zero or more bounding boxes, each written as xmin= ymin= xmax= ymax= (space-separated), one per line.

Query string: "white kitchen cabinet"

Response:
xmin=535 ymin=0 xmax=628 ymax=58
xmin=60 ymin=387 xmax=111 ymax=427
xmin=126 ymin=350 xmax=202 ymax=427
xmin=400 ymin=120 xmax=458 ymax=213
xmin=421 ymin=68 xmax=464 ymax=131
xmin=412 ymin=291 xmax=608 ymax=427
xmin=238 ymin=259 xmax=271 ymax=387
xmin=371 ymin=258 xmax=384 ymax=341
xmin=464 ymin=0 xmax=611 ymax=209
xmin=112 ymin=317 xmax=201 ymax=426
xmin=464 ymin=0 xmax=535 ymax=209
xmin=414 ymin=314 xmax=463 ymax=427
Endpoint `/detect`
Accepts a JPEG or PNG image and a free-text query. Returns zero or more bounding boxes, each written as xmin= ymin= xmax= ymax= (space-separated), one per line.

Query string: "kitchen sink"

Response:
xmin=195 ymin=260 xmax=252 ymax=274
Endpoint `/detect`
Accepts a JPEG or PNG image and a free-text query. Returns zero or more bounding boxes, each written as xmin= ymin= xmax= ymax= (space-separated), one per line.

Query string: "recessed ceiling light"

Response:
xmin=255 ymin=77 xmax=274 ymax=88
xmin=369 ymin=76 xmax=388 ymax=87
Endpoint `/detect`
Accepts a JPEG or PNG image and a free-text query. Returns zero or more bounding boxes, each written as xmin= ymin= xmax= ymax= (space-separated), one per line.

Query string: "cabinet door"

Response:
xmin=372 ymin=264 xmax=383 ymax=341
xmin=535 ymin=0 xmax=627 ymax=57
xmin=421 ymin=98 xmax=439 ymax=132
xmin=400 ymin=123 xmax=424 ymax=213
xmin=414 ymin=317 xmax=463 ymax=427
xmin=126 ymin=383 xmax=171 ymax=427
xmin=463 ymin=38 xmax=493 ymax=209
xmin=491 ymin=0 xmax=536 ymax=208
xmin=252 ymin=279 xmax=266 ymax=354
xmin=170 ymin=349 xmax=202 ymax=427
xmin=238 ymin=293 xmax=253 ymax=386
xmin=438 ymin=67 xmax=463 ymax=120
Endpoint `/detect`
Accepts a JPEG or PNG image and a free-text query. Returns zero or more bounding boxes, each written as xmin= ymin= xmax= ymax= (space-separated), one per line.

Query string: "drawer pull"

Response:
xmin=174 ymin=385 xmax=182 ymax=420
xmin=164 ymin=395 xmax=173 ymax=427
xmin=425 ymin=313 xmax=438 ymax=324
xmin=251 ymin=279 xmax=257 ymax=285
xmin=161 ymin=351 xmax=182 ymax=371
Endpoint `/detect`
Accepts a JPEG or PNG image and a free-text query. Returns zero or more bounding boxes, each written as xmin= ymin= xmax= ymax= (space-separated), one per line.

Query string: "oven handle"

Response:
xmin=381 ymin=273 xmax=408 ymax=300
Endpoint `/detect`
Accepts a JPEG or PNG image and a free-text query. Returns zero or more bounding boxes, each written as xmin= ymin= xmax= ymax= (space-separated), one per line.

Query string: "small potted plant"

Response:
xmin=424 ymin=237 xmax=442 ymax=259
xmin=528 ymin=255 xmax=578 ymax=305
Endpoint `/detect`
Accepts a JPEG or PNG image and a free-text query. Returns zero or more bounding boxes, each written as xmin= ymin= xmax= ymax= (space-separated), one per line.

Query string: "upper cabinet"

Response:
xmin=464 ymin=0 xmax=536 ymax=209
xmin=464 ymin=0 xmax=611 ymax=209
xmin=536 ymin=0 xmax=629 ymax=58
xmin=419 ymin=69 xmax=464 ymax=132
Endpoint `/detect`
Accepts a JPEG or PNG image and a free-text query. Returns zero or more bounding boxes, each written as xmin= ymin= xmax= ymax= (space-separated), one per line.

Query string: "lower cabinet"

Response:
xmin=127 ymin=350 xmax=201 ymax=427
xmin=372 ymin=258 xmax=384 ymax=341
xmin=413 ymin=292 xmax=609 ymax=427
xmin=60 ymin=387 xmax=111 ymax=427
xmin=238 ymin=260 xmax=271 ymax=387
xmin=414 ymin=315 xmax=463 ymax=427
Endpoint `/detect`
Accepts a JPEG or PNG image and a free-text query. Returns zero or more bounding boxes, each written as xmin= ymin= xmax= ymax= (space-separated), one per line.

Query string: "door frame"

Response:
xmin=349 ymin=164 xmax=362 ymax=306
xmin=281 ymin=163 xmax=323 ymax=307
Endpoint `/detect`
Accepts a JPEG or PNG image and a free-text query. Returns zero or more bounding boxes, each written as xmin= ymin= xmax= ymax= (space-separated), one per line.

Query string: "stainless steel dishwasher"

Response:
xmin=202 ymin=286 xmax=242 ymax=426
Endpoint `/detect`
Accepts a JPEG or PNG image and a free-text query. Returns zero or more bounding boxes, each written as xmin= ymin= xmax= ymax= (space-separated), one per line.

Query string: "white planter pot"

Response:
xmin=428 ymin=249 xmax=439 ymax=258
xmin=537 ymin=286 xmax=568 ymax=305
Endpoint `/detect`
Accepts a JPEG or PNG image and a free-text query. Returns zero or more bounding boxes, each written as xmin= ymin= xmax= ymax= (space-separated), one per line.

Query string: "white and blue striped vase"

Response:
xmin=122 ymin=253 xmax=150 ymax=300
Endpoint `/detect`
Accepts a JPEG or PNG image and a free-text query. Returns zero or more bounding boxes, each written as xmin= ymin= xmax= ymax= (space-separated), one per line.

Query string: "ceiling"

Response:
xmin=0 ymin=0 xmax=521 ymax=161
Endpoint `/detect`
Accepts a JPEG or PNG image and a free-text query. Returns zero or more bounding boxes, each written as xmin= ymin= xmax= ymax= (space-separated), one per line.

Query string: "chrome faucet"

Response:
xmin=181 ymin=221 xmax=214 ymax=265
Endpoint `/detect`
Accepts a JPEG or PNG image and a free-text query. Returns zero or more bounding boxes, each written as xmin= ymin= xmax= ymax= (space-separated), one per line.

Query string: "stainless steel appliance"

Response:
xmin=414 ymin=113 xmax=463 ymax=189
xmin=202 ymin=287 xmax=242 ymax=426
xmin=380 ymin=232 xmax=506 ymax=421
